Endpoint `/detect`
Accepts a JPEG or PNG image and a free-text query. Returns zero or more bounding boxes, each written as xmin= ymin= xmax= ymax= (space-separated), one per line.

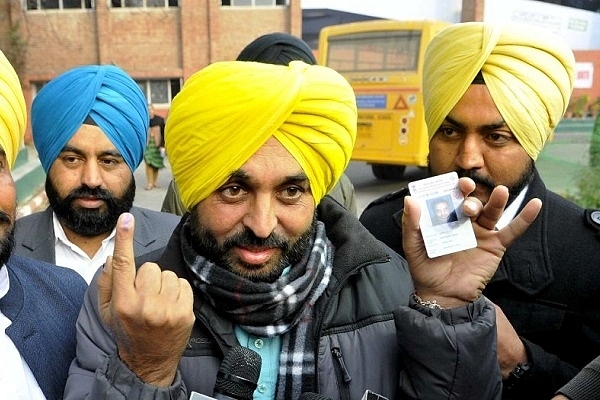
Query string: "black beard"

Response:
xmin=428 ymin=160 xmax=535 ymax=207
xmin=189 ymin=211 xmax=317 ymax=283
xmin=45 ymin=177 xmax=135 ymax=237
xmin=0 ymin=210 xmax=15 ymax=267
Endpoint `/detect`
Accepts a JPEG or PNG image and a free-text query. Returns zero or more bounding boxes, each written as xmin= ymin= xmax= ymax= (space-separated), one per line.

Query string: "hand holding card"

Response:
xmin=408 ymin=172 xmax=477 ymax=258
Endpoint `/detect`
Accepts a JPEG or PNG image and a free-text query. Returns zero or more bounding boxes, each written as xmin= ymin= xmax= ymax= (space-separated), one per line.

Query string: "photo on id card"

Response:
xmin=408 ymin=171 xmax=476 ymax=258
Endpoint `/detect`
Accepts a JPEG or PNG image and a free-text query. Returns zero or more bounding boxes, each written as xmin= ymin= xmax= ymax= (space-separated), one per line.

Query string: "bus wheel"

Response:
xmin=371 ymin=164 xmax=406 ymax=180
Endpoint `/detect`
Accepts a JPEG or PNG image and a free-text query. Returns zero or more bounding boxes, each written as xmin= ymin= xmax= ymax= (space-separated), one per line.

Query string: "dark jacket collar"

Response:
xmin=490 ymin=169 xmax=554 ymax=295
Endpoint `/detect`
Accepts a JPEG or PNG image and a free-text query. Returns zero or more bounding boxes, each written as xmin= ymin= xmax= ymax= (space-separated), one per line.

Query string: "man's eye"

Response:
xmin=281 ymin=186 xmax=304 ymax=201
xmin=63 ymin=156 xmax=79 ymax=163
xmin=487 ymin=133 xmax=511 ymax=144
xmin=100 ymin=158 xmax=118 ymax=166
xmin=221 ymin=185 xmax=245 ymax=198
xmin=439 ymin=127 xmax=456 ymax=137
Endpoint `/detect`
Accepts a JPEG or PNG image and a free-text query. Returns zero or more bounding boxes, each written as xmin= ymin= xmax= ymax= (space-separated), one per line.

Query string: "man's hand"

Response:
xmin=97 ymin=213 xmax=195 ymax=387
xmin=402 ymin=177 xmax=542 ymax=308
xmin=494 ymin=303 xmax=528 ymax=378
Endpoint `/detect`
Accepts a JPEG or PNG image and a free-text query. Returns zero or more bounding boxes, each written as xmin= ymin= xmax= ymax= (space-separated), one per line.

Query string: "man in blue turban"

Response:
xmin=13 ymin=64 xmax=180 ymax=284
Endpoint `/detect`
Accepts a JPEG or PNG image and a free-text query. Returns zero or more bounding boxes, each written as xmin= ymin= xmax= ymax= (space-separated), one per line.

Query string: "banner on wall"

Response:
xmin=575 ymin=62 xmax=594 ymax=89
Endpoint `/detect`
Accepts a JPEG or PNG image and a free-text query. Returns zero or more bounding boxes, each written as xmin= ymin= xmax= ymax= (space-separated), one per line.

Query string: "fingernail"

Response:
xmin=121 ymin=213 xmax=133 ymax=228
xmin=464 ymin=199 xmax=478 ymax=213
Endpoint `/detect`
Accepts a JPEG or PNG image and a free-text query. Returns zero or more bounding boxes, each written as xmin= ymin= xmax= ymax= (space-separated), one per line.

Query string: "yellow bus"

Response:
xmin=318 ymin=19 xmax=450 ymax=179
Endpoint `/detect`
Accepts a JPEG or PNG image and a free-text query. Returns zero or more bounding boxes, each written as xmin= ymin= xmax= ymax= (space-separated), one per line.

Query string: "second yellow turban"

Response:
xmin=423 ymin=22 xmax=575 ymax=160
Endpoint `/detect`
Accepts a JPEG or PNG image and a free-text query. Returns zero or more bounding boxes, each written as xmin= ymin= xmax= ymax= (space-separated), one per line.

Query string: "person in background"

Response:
xmin=13 ymin=65 xmax=180 ymax=284
xmin=161 ymin=32 xmax=358 ymax=216
xmin=359 ymin=21 xmax=600 ymax=398
xmin=144 ymin=103 xmax=165 ymax=190
xmin=0 ymin=49 xmax=87 ymax=400
xmin=64 ymin=59 xmax=541 ymax=399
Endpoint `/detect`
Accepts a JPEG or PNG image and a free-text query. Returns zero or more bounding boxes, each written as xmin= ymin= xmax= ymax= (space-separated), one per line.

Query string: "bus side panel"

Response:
xmin=352 ymin=88 xmax=429 ymax=167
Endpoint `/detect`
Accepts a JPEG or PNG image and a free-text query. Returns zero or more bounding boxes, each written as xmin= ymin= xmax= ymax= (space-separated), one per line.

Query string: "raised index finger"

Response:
xmin=109 ymin=212 xmax=137 ymax=297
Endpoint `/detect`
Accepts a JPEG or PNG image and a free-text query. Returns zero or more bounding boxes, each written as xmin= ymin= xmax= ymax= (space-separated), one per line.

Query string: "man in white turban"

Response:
xmin=360 ymin=21 xmax=600 ymax=399
xmin=65 ymin=59 xmax=542 ymax=399
xmin=0 ymin=48 xmax=87 ymax=400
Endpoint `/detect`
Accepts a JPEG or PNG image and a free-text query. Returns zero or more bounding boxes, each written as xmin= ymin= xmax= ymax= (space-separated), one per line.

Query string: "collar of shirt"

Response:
xmin=0 ymin=265 xmax=8 ymax=301
xmin=52 ymin=212 xmax=116 ymax=284
xmin=496 ymin=185 xmax=529 ymax=230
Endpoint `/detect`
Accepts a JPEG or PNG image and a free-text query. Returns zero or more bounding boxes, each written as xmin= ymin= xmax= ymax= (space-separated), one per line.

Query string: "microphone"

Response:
xmin=299 ymin=392 xmax=333 ymax=400
xmin=189 ymin=346 xmax=262 ymax=400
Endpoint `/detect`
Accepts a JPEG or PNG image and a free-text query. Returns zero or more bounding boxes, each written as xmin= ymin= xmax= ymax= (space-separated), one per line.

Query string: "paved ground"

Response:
xmin=131 ymin=158 xmax=174 ymax=212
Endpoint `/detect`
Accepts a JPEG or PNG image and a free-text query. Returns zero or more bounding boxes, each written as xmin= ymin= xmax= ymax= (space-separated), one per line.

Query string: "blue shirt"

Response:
xmin=235 ymin=326 xmax=282 ymax=400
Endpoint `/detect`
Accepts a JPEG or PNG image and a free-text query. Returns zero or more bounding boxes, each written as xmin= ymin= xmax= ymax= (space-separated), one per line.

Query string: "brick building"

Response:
xmin=0 ymin=0 xmax=302 ymax=142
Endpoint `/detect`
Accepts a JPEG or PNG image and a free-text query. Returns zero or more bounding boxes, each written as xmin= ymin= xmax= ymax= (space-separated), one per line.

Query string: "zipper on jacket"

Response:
xmin=331 ymin=347 xmax=352 ymax=383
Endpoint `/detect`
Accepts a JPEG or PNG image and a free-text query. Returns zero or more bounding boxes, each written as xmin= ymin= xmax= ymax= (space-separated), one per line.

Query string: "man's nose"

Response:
xmin=243 ymin=193 xmax=277 ymax=239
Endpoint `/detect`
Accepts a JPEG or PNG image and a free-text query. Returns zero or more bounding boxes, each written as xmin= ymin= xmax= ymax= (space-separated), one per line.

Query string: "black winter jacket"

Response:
xmin=360 ymin=169 xmax=600 ymax=399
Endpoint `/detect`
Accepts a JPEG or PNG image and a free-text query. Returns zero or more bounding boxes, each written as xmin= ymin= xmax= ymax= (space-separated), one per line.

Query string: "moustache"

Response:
xmin=456 ymin=169 xmax=496 ymax=191
xmin=224 ymin=228 xmax=288 ymax=249
xmin=65 ymin=186 xmax=114 ymax=202
xmin=0 ymin=210 xmax=10 ymax=223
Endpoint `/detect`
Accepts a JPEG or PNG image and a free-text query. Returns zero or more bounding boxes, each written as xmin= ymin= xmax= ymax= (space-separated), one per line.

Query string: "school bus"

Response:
xmin=318 ymin=19 xmax=450 ymax=179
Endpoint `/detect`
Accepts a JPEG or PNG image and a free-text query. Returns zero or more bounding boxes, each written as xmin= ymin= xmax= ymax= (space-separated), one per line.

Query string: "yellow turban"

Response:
xmin=423 ymin=22 xmax=575 ymax=160
xmin=0 ymin=49 xmax=26 ymax=170
xmin=165 ymin=60 xmax=357 ymax=211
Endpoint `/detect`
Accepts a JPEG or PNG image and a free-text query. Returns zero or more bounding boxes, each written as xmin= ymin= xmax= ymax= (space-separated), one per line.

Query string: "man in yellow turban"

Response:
xmin=0 ymin=49 xmax=87 ymax=400
xmin=360 ymin=21 xmax=600 ymax=399
xmin=66 ymin=59 xmax=543 ymax=399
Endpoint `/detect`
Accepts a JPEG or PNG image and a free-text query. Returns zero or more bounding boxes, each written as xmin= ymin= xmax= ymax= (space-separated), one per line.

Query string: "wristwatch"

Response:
xmin=504 ymin=362 xmax=531 ymax=391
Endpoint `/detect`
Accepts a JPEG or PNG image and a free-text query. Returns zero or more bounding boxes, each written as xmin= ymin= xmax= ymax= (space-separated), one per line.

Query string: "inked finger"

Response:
xmin=110 ymin=213 xmax=137 ymax=299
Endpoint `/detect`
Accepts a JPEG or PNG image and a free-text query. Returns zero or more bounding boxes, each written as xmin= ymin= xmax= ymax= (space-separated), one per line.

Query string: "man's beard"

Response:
xmin=0 ymin=210 xmax=15 ymax=268
xmin=46 ymin=178 xmax=135 ymax=237
xmin=190 ymin=211 xmax=317 ymax=283
xmin=428 ymin=160 xmax=535 ymax=207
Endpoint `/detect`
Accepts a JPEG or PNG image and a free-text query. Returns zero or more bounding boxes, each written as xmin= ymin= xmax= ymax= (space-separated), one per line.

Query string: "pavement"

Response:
xmin=131 ymin=158 xmax=175 ymax=212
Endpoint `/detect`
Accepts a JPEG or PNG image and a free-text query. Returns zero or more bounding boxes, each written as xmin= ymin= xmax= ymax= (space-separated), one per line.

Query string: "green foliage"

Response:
xmin=565 ymin=113 xmax=600 ymax=208
xmin=567 ymin=94 xmax=590 ymax=118
xmin=591 ymin=112 xmax=600 ymax=168
xmin=565 ymin=166 xmax=600 ymax=209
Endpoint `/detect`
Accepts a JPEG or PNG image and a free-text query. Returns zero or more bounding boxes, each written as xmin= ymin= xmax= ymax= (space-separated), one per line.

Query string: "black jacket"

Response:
xmin=360 ymin=169 xmax=600 ymax=398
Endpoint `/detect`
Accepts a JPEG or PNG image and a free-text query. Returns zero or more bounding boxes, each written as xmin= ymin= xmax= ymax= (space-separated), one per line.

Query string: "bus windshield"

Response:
xmin=318 ymin=20 xmax=450 ymax=179
xmin=326 ymin=30 xmax=422 ymax=73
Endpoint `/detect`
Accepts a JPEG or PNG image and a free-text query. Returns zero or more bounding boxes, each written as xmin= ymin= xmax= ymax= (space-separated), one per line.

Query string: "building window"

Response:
xmin=136 ymin=79 xmax=181 ymax=105
xmin=26 ymin=0 xmax=93 ymax=9
xmin=221 ymin=0 xmax=287 ymax=6
xmin=111 ymin=0 xmax=178 ymax=6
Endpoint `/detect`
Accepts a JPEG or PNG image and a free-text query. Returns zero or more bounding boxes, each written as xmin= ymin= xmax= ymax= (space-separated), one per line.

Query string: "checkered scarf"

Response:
xmin=180 ymin=219 xmax=333 ymax=399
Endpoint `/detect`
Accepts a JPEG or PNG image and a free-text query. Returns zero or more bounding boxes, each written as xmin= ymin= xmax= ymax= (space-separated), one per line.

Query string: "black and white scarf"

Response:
xmin=180 ymin=219 xmax=334 ymax=399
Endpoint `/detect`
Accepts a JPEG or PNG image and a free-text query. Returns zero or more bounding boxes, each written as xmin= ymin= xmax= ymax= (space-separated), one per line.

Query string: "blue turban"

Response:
xmin=31 ymin=65 xmax=149 ymax=172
